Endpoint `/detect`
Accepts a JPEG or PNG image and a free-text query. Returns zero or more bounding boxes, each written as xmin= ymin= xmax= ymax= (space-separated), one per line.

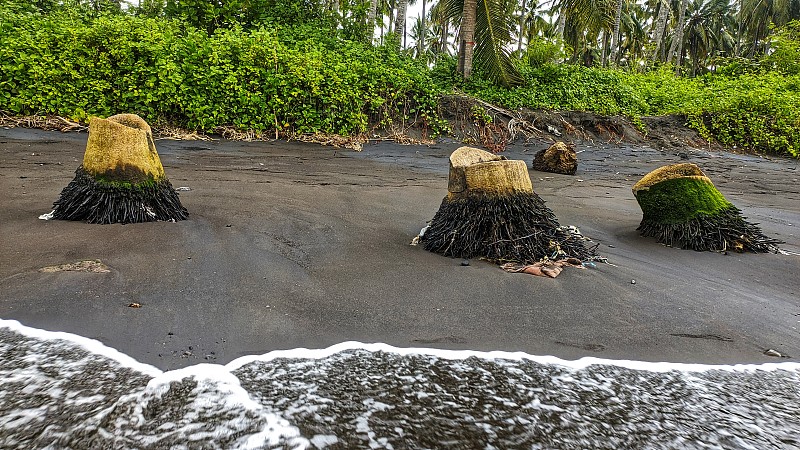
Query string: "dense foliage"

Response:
xmin=0 ymin=2 xmax=798 ymax=157
xmin=0 ymin=5 xmax=443 ymax=136
xmin=463 ymin=64 xmax=800 ymax=157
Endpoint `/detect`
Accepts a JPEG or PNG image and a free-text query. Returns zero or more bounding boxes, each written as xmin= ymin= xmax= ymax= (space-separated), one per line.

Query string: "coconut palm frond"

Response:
xmin=437 ymin=0 xmax=466 ymax=23
xmin=437 ymin=0 xmax=523 ymax=85
xmin=475 ymin=0 xmax=524 ymax=85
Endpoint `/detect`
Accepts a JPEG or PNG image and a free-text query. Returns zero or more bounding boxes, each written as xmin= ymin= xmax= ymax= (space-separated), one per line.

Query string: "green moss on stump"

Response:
xmin=635 ymin=176 xmax=734 ymax=224
xmin=633 ymin=163 xmax=781 ymax=253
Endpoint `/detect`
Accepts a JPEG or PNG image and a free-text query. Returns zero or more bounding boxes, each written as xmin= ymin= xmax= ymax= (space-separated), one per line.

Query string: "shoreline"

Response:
xmin=1 ymin=126 xmax=798 ymax=370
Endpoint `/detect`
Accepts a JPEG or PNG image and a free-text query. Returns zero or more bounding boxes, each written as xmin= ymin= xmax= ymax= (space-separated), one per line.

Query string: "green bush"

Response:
xmin=462 ymin=63 xmax=799 ymax=157
xmin=523 ymin=37 xmax=564 ymax=67
xmin=625 ymin=69 xmax=800 ymax=157
xmin=0 ymin=4 xmax=797 ymax=157
xmin=464 ymin=64 xmax=648 ymax=116
xmin=0 ymin=9 xmax=443 ymax=136
xmin=763 ymin=21 xmax=800 ymax=75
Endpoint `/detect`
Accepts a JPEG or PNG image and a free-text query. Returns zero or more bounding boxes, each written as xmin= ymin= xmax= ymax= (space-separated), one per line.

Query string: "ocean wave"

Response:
xmin=1 ymin=319 xmax=798 ymax=449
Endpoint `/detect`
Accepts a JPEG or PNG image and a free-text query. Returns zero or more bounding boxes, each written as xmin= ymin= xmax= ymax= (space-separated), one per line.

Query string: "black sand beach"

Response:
xmin=1 ymin=127 xmax=799 ymax=370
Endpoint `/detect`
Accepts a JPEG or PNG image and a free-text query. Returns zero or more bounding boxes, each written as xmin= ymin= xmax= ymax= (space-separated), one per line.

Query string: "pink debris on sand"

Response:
xmin=500 ymin=258 xmax=584 ymax=278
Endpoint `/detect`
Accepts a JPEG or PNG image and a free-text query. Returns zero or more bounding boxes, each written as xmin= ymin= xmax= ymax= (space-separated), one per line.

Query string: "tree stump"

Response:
xmin=420 ymin=146 xmax=594 ymax=263
xmin=531 ymin=141 xmax=577 ymax=175
xmin=633 ymin=163 xmax=780 ymax=252
xmin=48 ymin=114 xmax=188 ymax=224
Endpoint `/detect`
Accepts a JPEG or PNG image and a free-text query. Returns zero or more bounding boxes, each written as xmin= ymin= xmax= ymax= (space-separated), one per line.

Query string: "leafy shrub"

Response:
xmin=763 ymin=21 xmax=800 ymax=75
xmin=0 ymin=9 xmax=443 ymax=136
xmin=523 ymin=37 xmax=564 ymax=67
xmin=461 ymin=63 xmax=799 ymax=157
xmin=464 ymin=64 xmax=648 ymax=116
xmin=0 ymin=4 xmax=797 ymax=157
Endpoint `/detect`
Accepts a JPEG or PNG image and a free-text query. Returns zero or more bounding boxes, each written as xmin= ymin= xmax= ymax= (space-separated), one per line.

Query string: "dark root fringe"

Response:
xmin=51 ymin=166 xmax=188 ymax=224
xmin=421 ymin=192 xmax=595 ymax=263
xmin=637 ymin=205 xmax=782 ymax=253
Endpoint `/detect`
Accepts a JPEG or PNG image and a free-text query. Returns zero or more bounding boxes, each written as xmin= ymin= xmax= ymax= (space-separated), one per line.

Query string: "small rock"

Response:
xmin=631 ymin=280 xmax=636 ymax=285
xmin=226 ymin=224 xmax=232 ymax=227
xmin=532 ymin=142 xmax=577 ymax=175
xmin=461 ymin=259 xmax=470 ymax=266
xmin=127 ymin=302 xmax=142 ymax=308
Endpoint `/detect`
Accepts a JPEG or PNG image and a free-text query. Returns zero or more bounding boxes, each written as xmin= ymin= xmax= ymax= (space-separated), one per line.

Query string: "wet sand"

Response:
xmin=1 ymin=127 xmax=799 ymax=370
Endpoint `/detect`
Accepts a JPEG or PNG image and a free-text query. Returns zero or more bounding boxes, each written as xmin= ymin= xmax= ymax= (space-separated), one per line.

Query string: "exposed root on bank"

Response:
xmin=0 ymin=112 xmax=86 ymax=132
xmin=440 ymin=93 xmax=543 ymax=152
xmin=153 ymin=125 xmax=214 ymax=141
xmin=290 ymin=132 xmax=369 ymax=151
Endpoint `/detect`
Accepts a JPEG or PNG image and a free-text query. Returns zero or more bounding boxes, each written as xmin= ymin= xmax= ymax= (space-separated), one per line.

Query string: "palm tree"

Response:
xmin=520 ymin=5 xmax=555 ymax=52
xmin=619 ymin=1 xmax=648 ymax=64
xmin=411 ymin=15 xmax=440 ymax=60
xmin=392 ymin=0 xmax=409 ymax=46
xmin=416 ymin=0 xmax=430 ymax=55
xmin=430 ymin=0 xmax=457 ymax=54
xmin=667 ymin=0 xmax=688 ymax=68
xmin=457 ymin=0 xmax=477 ymax=78
xmin=651 ymin=0 xmax=671 ymax=62
xmin=367 ymin=0 xmax=379 ymax=40
xmin=739 ymin=0 xmax=800 ymax=56
xmin=684 ymin=0 xmax=735 ymax=74
xmin=437 ymin=0 xmax=523 ymax=84
xmin=610 ymin=0 xmax=624 ymax=63
xmin=555 ymin=0 xmax=614 ymax=64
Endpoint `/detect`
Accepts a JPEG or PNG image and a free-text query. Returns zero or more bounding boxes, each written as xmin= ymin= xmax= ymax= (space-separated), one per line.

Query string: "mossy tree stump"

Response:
xmin=420 ymin=146 xmax=594 ymax=263
xmin=633 ymin=163 xmax=780 ymax=252
xmin=49 ymin=114 xmax=188 ymax=224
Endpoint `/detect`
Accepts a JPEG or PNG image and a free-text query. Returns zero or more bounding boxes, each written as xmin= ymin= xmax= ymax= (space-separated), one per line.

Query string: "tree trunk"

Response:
xmin=517 ymin=0 xmax=527 ymax=56
xmin=458 ymin=0 xmax=477 ymax=79
xmin=652 ymin=0 xmax=669 ymax=62
xmin=555 ymin=12 xmax=566 ymax=45
xmin=418 ymin=0 xmax=427 ymax=57
xmin=388 ymin=0 xmax=396 ymax=34
xmin=601 ymin=30 xmax=608 ymax=66
xmin=610 ymin=0 xmax=623 ymax=64
xmin=393 ymin=0 xmax=408 ymax=45
xmin=441 ymin=21 xmax=449 ymax=54
xmin=367 ymin=0 xmax=378 ymax=41
xmin=668 ymin=0 xmax=687 ymax=70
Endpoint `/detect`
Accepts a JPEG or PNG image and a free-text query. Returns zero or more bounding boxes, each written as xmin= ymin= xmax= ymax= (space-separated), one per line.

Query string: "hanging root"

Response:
xmin=50 ymin=167 xmax=188 ymax=224
xmin=637 ymin=206 xmax=782 ymax=253
xmin=420 ymin=192 xmax=596 ymax=263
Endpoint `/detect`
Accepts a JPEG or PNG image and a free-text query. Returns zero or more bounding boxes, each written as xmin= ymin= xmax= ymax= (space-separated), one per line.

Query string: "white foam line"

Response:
xmin=2 ymin=319 xmax=798 ymax=376
xmin=0 ymin=319 xmax=162 ymax=377
xmin=226 ymin=341 xmax=800 ymax=374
